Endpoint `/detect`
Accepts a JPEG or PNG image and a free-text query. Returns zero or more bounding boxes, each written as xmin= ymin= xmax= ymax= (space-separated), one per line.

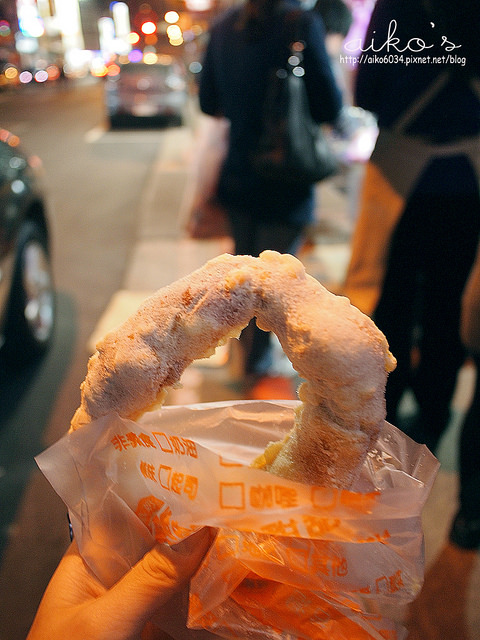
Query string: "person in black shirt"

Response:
xmin=199 ymin=0 xmax=342 ymax=381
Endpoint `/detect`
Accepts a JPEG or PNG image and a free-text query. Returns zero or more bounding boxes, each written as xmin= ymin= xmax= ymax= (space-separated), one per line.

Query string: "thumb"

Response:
xmin=96 ymin=527 xmax=213 ymax=638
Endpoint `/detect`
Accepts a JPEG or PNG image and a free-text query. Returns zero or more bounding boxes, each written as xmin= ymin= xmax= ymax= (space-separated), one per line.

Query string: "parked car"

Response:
xmin=0 ymin=128 xmax=55 ymax=367
xmin=104 ymin=58 xmax=188 ymax=128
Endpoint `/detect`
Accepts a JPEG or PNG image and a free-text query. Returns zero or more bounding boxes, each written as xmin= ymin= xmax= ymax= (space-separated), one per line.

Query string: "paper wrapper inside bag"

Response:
xmin=36 ymin=400 xmax=439 ymax=640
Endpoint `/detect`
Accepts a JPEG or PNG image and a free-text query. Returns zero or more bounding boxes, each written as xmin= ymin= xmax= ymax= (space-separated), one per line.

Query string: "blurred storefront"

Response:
xmin=0 ymin=0 xmax=229 ymax=84
xmin=0 ymin=0 xmax=375 ymax=89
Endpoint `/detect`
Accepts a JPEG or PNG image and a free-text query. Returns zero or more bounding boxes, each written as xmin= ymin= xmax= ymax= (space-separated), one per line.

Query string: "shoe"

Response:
xmin=449 ymin=511 xmax=480 ymax=550
xmin=246 ymin=375 xmax=298 ymax=401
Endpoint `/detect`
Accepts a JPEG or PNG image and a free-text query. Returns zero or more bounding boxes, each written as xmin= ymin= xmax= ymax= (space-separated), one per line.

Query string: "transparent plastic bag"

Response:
xmin=36 ymin=400 xmax=439 ymax=640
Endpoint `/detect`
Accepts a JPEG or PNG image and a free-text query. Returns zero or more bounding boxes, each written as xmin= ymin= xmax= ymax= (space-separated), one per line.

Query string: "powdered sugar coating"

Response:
xmin=71 ymin=251 xmax=395 ymax=488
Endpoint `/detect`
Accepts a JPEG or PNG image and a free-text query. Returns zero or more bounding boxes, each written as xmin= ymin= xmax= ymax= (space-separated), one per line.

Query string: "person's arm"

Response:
xmin=27 ymin=529 xmax=213 ymax=640
xmin=198 ymin=30 xmax=222 ymax=117
xmin=302 ymin=10 xmax=343 ymax=123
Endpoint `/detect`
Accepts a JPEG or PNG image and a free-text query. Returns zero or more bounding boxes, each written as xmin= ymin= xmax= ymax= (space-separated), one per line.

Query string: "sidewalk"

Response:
xmin=90 ymin=124 xmax=480 ymax=640
xmin=89 ymin=125 xmax=355 ymax=349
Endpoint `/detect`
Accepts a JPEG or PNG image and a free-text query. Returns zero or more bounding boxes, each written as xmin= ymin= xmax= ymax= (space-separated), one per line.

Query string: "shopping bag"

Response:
xmin=252 ymin=69 xmax=339 ymax=185
xmin=36 ymin=400 xmax=439 ymax=640
xmin=182 ymin=115 xmax=231 ymax=239
xmin=251 ymin=11 xmax=339 ymax=185
xmin=342 ymin=160 xmax=405 ymax=316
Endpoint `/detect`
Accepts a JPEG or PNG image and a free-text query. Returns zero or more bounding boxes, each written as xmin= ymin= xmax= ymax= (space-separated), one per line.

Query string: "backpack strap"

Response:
xmin=391 ymin=71 xmax=450 ymax=134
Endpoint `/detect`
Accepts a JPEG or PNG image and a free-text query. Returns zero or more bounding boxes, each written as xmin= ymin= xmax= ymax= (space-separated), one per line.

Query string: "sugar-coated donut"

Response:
xmin=71 ymin=251 xmax=396 ymax=488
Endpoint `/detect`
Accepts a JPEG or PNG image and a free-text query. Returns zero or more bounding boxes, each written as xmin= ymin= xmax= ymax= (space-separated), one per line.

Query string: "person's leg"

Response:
xmin=413 ymin=193 xmax=480 ymax=451
xmin=253 ymin=221 xmax=306 ymax=258
xmin=242 ymin=220 xmax=305 ymax=375
xmin=413 ymin=294 xmax=466 ymax=452
xmin=403 ymin=156 xmax=480 ymax=450
xmin=373 ymin=205 xmax=420 ymax=426
xmin=226 ymin=209 xmax=305 ymax=376
xmin=227 ymin=209 xmax=256 ymax=257
xmin=450 ymin=353 xmax=480 ymax=549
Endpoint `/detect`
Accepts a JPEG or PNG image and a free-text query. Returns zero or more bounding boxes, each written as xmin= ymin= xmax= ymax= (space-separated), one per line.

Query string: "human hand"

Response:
xmin=27 ymin=528 xmax=214 ymax=640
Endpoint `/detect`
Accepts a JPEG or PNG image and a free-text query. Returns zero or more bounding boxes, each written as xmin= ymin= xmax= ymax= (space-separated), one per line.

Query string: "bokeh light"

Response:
xmin=141 ymin=20 xmax=156 ymax=35
xmin=143 ymin=51 xmax=158 ymax=64
xmin=0 ymin=20 xmax=11 ymax=37
xmin=166 ymin=24 xmax=182 ymax=40
xmin=189 ymin=61 xmax=202 ymax=74
xmin=19 ymin=70 xmax=33 ymax=84
xmin=34 ymin=69 xmax=49 ymax=83
xmin=164 ymin=11 xmax=179 ymax=24
xmin=128 ymin=49 xmax=143 ymax=63
xmin=46 ymin=65 xmax=61 ymax=80
xmin=127 ymin=31 xmax=140 ymax=44
xmin=107 ymin=63 xmax=121 ymax=76
xmin=4 ymin=66 xmax=18 ymax=80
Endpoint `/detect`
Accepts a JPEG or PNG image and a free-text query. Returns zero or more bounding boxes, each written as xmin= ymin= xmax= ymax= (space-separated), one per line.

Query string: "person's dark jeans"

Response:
xmin=228 ymin=210 xmax=305 ymax=376
xmin=449 ymin=353 xmax=480 ymax=550
xmin=373 ymin=158 xmax=480 ymax=451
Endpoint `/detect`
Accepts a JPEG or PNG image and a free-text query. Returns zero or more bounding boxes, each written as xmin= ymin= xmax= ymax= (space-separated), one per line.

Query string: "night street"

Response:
xmin=0 ymin=78 xmax=181 ymax=638
xmin=1 ymin=43 xmax=480 ymax=640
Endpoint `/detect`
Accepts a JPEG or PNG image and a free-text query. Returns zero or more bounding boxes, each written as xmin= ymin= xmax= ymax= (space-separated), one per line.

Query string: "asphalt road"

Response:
xmin=0 ymin=78 xmax=181 ymax=639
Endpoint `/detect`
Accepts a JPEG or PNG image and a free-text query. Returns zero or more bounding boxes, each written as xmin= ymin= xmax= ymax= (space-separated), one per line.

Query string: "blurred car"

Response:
xmin=0 ymin=128 xmax=55 ymax=368
xmin=104 ymin=58 xmax=188 ymax=128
